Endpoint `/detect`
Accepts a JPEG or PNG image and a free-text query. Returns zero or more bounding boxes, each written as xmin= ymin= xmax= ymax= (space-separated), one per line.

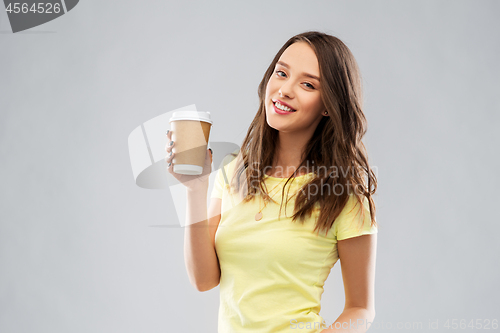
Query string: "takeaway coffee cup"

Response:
xmin=168 ymin=111 xmax=213 ymax=175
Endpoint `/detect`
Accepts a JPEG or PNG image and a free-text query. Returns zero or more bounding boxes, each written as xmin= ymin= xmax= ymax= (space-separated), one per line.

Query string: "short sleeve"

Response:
xmin=210 ymin=167 xmax=225 ymax=199
xmin=334 ymin=194 xmax=378 ymax=241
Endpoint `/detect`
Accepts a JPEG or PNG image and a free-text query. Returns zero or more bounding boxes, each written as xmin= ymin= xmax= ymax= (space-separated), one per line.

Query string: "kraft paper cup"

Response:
xmin=169 ymin=111 xmax=213 ymax=175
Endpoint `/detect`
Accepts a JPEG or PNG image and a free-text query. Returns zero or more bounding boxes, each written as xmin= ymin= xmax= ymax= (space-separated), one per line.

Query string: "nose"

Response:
xmin=278 ymin=80 xmax=294 ymax=99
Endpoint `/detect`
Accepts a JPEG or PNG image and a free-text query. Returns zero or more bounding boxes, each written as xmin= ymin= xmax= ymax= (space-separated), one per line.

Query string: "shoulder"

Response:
xmin=217 ymin=149 xmax=240 ymax=183
xmin=334 ymin=193 xmax=377 ymax=240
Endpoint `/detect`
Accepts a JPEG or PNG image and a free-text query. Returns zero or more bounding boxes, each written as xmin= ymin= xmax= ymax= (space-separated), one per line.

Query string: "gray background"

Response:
xmin=1 ymin=1 xmax=499 ymax=332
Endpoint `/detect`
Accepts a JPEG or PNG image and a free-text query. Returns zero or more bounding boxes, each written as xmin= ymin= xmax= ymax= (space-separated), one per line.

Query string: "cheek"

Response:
xmin=308 ymin=95 xmax=324 ymax=112
xmin=265 ymin=81 xmax=273 ymax=97
xmin=301 ymin=95 xmax=316 ymax=108
xmin=264 ymin=83 xmax=270 ymax=99
xmin=264 ymin=83 xmax=273 ymax=112
xmin=266 ymin=77 xmax=280 ymax=96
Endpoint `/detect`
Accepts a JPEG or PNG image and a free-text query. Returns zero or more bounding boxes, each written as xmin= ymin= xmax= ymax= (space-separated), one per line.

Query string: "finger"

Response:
xmin=165 ymin=131 xmax=171 ymax=151
xmin=165 ymin=140 xmax=175 ymax=152
xmin=166 ymin=158 xmax=174 ymax=172
xmin=166 ymin=152 xmax=174 ymax=163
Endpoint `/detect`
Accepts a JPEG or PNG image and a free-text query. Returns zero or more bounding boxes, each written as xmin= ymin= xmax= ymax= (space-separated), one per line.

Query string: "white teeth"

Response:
xmin=274 ymin=101 xmax=294 ymax=112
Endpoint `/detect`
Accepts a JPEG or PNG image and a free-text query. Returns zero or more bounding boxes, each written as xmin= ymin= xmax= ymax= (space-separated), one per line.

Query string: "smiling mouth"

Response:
xmin=273 ymin=100 xmax=296 ymax=112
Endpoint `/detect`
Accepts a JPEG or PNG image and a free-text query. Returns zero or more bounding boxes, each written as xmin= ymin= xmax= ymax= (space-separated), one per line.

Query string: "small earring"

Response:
xmin=324 ymin=111 xmax=328 ymax=115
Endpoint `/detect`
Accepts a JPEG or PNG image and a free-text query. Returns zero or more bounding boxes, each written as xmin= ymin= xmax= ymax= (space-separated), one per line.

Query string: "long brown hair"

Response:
xmin=228 ymin=31 xmax=377 ymax=235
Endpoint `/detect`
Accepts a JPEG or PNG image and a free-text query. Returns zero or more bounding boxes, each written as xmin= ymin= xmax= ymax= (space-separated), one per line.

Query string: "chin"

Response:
xmin=266 ymin=119 xmax=288 ymax=133
xmin=265 ymin=116 xmax=276 ymax=130
xmin=265 ymin=105 xmax=288 ymax=131
xmin=265 ymin=115 xmax=278 ymax=131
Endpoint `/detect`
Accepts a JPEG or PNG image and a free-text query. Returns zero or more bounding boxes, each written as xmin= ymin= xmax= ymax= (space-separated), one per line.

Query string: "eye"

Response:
xmin=275 ymin=70 xmax=287 ymax=78
xmin=303 ymin=82 xmax=315 ymax=89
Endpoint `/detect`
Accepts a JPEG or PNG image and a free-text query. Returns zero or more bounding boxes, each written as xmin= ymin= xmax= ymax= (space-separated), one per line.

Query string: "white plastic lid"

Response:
xmin=169 ymin=111 xmax=212 ymax=124
xmin=173 ymin=164 xmax=203 ymax=175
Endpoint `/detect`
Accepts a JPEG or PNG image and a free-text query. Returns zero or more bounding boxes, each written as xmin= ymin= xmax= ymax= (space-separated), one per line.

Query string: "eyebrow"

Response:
xmin=276 ymin=61 xmax=321 ymax=82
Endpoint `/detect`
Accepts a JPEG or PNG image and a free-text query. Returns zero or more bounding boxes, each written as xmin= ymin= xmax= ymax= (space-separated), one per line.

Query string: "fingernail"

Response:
xmin=166 ymin=130 xmax=169 ymax=136
xmin=169 ymin=151 xmax=172 ymax=157
xmin=168 ymin=162 xmax=171 ymax=167
xmin=209 ymin=148 xmax=213 ymax=154
xmin=169 ymin=141 xmax=173 ymax=146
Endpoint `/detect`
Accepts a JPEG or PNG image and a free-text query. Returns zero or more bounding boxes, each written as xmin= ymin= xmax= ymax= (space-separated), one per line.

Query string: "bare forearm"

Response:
xmin=320 ymin=307 xmax=375 ymax=333
xmin=184 ymin=187 xmax=220 ymax=291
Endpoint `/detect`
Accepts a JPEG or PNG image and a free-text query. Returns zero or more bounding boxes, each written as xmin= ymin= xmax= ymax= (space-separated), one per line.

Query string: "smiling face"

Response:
xmin=265 ymin=42 xmax=327 ymax=135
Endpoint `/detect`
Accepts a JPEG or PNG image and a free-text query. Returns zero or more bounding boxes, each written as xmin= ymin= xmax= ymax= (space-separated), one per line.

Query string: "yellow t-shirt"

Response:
xmin=210 ymin=157 xmax=377 ymax=333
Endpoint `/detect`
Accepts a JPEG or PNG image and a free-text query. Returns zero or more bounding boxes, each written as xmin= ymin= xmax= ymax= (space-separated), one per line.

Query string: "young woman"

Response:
xmin=166 ymin=31 xmax=378 ymax=333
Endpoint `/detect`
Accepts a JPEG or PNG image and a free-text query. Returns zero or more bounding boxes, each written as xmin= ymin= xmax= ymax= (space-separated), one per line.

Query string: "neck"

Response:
xmin=267 ymin=131 xmax=312 ymax=177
